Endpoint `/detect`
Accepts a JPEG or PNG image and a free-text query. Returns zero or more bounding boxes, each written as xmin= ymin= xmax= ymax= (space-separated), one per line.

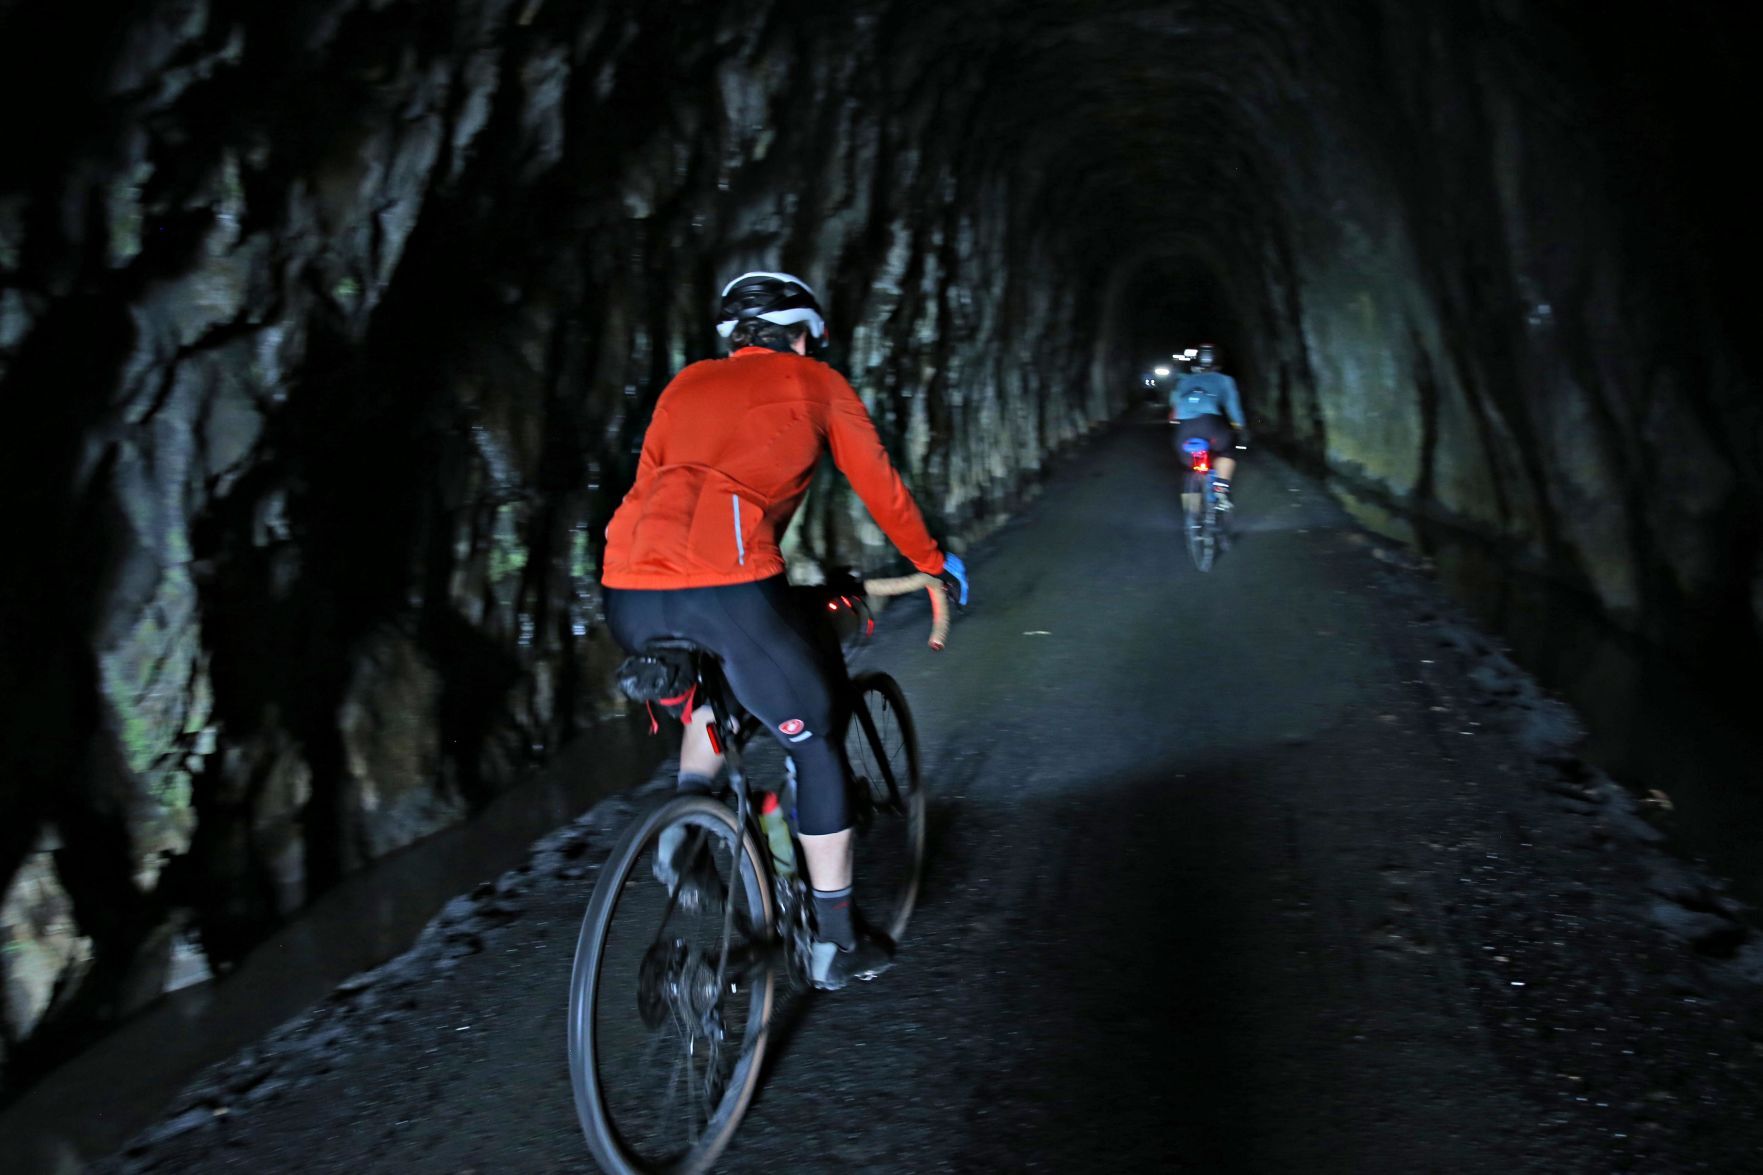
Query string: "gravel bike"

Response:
xmin=567 ymin=572 xmax=950 ymax=1174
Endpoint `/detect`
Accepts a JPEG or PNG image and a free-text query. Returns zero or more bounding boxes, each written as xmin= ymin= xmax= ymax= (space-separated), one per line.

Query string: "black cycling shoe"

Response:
xmin=807 ymin=927 xmax=895 ymax=991
xmin=652 ymin=825 xmax=723 ymax=914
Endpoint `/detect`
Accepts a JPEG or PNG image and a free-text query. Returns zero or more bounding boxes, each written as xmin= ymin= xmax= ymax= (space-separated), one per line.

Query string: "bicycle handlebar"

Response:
xmin=863 ymin=572 xmax=952 ymax=651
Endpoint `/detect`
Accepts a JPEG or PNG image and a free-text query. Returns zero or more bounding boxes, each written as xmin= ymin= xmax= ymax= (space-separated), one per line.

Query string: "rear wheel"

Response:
xmin=1183 ymin=472 xmax=1216 ymax=572
xmin=568 ymin=796 xmax=775 ymax=1174
xmin=843 ymin=672 xmax=925 ymax=943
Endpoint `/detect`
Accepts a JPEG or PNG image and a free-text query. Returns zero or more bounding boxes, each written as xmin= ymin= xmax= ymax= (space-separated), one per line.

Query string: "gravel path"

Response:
xmin=97 ymin=422 xmax=1763 ymax=1173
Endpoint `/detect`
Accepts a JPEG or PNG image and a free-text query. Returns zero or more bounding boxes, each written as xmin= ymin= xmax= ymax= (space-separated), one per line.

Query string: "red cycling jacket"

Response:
xmin=601 ymin=347 xmax=946 ymax=590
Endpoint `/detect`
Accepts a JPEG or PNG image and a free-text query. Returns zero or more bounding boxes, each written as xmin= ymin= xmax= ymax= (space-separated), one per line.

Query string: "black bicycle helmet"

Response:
xmin=716 ymin=271 xmax=827 ymax=349
xmin=1193 ymin=343 xmax=1217 ymax=371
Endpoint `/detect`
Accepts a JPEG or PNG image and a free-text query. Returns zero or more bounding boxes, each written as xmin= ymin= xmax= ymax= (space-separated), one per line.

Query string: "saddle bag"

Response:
xmin=615 ymin=650 xmax=697 ymax=705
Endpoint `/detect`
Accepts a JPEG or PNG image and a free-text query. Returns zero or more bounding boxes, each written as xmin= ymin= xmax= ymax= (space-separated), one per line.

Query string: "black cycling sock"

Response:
xmin=1212 ymin=478 xmax=1231 ymax=491
xmin=812 ymin=886 xmax=857 ymax=950
xmin=677 ymin=771 xmax=716 ymax=794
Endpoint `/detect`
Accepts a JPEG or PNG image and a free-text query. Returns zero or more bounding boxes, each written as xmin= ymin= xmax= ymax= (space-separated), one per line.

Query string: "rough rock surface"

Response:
xmin=2 ymin=0 xmax=1756 ymax=1098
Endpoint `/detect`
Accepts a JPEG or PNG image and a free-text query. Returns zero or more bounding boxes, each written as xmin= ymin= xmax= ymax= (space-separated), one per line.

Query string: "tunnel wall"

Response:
xmin=4 ymin=0 xmax=1757 ymax=1095
xmin=1243 ymin=4 xmax=1759 ymax=651
xmin=0 ymin=0 xmax=1114 ymax=1086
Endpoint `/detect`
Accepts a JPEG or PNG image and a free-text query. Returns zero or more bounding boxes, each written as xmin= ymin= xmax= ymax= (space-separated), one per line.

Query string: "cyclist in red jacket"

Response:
xmin=601 ymin=271 xmax=969 ymax=989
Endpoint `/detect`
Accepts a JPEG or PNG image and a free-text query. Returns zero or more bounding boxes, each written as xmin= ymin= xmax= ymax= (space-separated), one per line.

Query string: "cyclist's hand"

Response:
xmin=939 ymin=553 xmax=970 ymax=607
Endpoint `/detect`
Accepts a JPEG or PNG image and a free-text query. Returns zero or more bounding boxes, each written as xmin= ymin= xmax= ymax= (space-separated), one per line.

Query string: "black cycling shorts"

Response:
xmin=603 ymin=576 xmax=853 ymax=835
xmin=1173 ymin=413 xmax=1237 ymax=459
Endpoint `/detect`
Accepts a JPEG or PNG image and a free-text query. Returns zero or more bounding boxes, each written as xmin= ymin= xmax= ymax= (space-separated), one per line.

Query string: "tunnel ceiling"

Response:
xmin=1 ymin=0 xmax=1757 ymax=1095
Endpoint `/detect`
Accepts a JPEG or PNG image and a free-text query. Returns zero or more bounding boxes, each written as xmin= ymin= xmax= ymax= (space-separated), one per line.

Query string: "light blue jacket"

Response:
xmin=1169 ymin=372 xmax=1244 ymax=425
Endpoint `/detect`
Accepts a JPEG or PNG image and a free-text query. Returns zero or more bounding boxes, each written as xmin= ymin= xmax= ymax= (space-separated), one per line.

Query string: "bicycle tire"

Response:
xmin=568 ymin=795 xmax=776 ymax=1175
xmin=1182 ymin=472 xmax=1215 ymax=572
xmin=844 ymin=672 xmax=926 ymax=943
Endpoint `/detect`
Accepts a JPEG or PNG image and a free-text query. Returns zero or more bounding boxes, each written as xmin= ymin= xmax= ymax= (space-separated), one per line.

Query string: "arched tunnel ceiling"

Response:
xmin=901 ymin=1 xmax=1319 ymax=365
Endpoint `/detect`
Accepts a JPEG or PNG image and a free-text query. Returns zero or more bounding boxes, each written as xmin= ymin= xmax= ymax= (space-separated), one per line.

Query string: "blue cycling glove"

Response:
xmin=939 ymin=553 xmax=970 ymax=606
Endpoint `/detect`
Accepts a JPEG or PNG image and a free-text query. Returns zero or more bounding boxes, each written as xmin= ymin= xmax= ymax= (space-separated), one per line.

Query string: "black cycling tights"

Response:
xmin=604 ymin=576 xmax=852 ymax=835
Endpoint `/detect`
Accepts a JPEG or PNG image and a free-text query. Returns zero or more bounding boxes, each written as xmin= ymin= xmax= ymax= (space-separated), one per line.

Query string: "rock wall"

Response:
xmin=0 ymin=0 xmax=1113 ymax=1088
xmin=2 ymin=0 xmax=1755 ymax=1094
xmin=1241 ymin=5 xmax=1760 ymax=650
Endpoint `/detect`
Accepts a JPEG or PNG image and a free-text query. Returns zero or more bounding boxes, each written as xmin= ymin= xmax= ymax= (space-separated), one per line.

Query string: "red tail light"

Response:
xmin=1190 ymin=448 xmax=1212 ymax=473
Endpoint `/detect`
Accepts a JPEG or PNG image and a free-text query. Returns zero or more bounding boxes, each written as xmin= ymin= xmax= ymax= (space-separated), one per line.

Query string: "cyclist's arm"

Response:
xmin=824 ymin=376 xmax=945 ymax=576
xmin=1222 ymin=377 xmax=1246 ymax=431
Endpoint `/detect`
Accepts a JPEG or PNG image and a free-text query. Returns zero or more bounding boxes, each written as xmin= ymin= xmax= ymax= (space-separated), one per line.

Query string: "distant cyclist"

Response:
xmin=599 ymin=270 xmax=969 ymax=989
xmin=1168 ymin=343 xmax=1247 ymax=509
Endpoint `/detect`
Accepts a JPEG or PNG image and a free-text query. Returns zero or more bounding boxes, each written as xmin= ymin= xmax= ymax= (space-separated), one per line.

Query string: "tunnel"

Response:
xmin=2 ymin=0 xmax=1760 ymax=1169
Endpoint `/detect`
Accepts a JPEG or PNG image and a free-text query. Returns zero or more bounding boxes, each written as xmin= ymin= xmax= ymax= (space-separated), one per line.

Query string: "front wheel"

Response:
xmin=844 ymin=672 xmax=926 ymax=943
xmin=568 ymin=795 xmax=776 ymax=1174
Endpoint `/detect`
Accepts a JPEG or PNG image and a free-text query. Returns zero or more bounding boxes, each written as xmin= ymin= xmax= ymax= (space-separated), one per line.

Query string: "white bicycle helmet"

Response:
xmin=716 ymin=271 xmax=827 ymax=344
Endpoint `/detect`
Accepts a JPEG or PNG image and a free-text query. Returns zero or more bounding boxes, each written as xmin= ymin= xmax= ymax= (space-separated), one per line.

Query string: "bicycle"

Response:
xmin=566 ymin=572 xmax=952 ymax=1175
xmin=1178 ymin=436 xmax=1234 ymax=571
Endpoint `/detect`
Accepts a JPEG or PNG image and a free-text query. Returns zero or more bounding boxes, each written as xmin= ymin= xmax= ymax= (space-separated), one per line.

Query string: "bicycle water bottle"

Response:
xmin=758 ymin=791 xmax=797 ymax=880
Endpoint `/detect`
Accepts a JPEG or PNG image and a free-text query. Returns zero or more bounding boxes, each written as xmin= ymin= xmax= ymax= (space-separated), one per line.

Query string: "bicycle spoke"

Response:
xmin=663 ymin=1036 xmax=687 ymax=1139
xmin=571 ymin=797 xmax=776 ymax=1173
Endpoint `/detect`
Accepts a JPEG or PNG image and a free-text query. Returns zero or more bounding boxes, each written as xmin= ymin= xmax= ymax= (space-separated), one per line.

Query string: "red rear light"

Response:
xmin=1190 ymin=448 xmax=1211 ymax=473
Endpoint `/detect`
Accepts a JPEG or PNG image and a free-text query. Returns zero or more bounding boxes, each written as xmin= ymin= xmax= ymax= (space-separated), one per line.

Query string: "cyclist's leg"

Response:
xmin=674 ymin=580 xmax=889 ymax=983
xmin=685 ymin=579 xmax=851 ymax=841
xmin=1200 ymin=415 xmax=1237 ymax=503
xmin=676 ymin=705 xmax=723 ymax=789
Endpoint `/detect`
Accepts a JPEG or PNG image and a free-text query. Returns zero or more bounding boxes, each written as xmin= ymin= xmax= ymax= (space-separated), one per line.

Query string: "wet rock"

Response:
xmin=1591 ymin=796 xmax=1668 ymax=846
xmin=443 ymin=931 xmax=485 ymax=958
xmin=1649 ymin=902 xmax=1746 ymax=957
xmin=1469 ymin=659 xmax=1524 ymax=698
xmin=239 ymin=1077 xmax=289 ymax=1105
xmin=0 ymin=844 xmax=94 ymax=1048
xmin=337 ymin=628 xmax=459 ymax=864
xmin=134 ymin=1105 xmax=219 ymax=1150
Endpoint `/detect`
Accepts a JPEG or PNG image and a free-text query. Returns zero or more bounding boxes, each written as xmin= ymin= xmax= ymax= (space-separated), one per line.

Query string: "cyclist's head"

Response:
xmin=717 ymin=271 xmax=827 ymax=353
xmin=1193 ymin=343 xmax=1218 ymax=371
